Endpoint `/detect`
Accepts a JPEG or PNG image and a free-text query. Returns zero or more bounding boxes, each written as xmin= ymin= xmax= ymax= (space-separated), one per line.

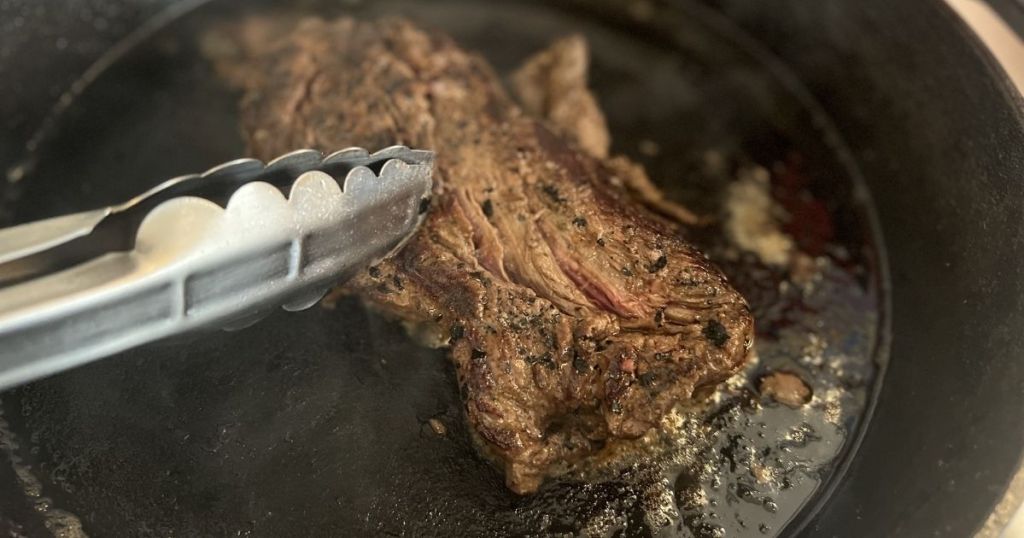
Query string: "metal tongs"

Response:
xmin=0 ymin=146 xmax=434 ymax=390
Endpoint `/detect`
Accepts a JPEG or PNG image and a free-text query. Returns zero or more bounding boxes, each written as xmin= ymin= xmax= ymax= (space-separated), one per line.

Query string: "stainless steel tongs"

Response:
xmin=0 ymin=146 xmax=434 ymax=390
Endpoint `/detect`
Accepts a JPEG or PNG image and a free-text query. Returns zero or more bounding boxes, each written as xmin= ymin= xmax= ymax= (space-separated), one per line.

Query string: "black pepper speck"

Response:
xmin=703 ymin=319 xmax=730 ymax=347
xmin=572 ymin=352 xmax=588 ymax=373
xmin=542 ymin=184 xmax=565 ymax=203
xmin=527 ymin=353 xmax=556 ymax=370
xmin=648 ymin=254 xmax=668 ymax=273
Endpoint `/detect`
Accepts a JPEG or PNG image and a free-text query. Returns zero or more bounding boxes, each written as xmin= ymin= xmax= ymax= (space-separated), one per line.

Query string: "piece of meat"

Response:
xmin=511 ymin=36 xmax=705 ymax=227
xmin=758 ymin=371 xmax=812 ymax=408
xmin=209 ymin=17 xmax=753 ymax=494
xmin=511 ymin=34 xmax=611 ymax=159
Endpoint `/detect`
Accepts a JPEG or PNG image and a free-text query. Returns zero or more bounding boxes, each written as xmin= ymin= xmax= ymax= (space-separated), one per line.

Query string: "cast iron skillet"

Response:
xmin=0 ymin=0 xmax=1022 ymax=536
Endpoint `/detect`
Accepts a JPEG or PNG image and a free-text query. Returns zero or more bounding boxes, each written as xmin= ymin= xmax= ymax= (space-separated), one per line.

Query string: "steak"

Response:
xmin=209 ymin=17 xmax=754 ymax=493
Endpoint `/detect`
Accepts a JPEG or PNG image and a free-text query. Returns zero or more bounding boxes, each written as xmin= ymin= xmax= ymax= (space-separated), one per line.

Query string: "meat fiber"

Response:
xmin=209 ymin=17 xmax=754 ymax=494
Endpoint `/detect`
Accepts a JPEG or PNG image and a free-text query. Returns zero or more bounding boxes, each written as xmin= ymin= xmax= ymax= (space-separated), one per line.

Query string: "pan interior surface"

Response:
xmin=0 ymin=1 xmax=888 ymax=536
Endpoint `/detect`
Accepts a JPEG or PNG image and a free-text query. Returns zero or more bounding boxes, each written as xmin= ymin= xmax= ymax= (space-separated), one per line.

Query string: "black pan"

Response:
xmin=0 ymin=0 xmax=1021 ymax=536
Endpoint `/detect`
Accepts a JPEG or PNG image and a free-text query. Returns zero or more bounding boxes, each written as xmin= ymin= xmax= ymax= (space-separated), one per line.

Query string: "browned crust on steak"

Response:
xmin=209 ymin=17 xmax=753 ymax=494
xmin=511 ymin=34 xmax=611 ymax=160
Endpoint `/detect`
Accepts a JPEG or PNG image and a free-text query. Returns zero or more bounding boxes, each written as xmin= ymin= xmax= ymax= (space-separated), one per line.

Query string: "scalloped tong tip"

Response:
xmin=0 ymin=146 xmax=434 ymax=390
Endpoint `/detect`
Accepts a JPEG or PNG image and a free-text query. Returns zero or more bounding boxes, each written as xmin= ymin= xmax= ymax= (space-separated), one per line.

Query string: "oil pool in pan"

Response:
xmin=0 ymin=0 xmax=887 ymax=536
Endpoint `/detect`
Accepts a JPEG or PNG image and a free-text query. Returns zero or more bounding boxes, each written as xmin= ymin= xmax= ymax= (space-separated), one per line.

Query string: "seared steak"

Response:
xmin=210 ymin=17 xmax=754 ymax=493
